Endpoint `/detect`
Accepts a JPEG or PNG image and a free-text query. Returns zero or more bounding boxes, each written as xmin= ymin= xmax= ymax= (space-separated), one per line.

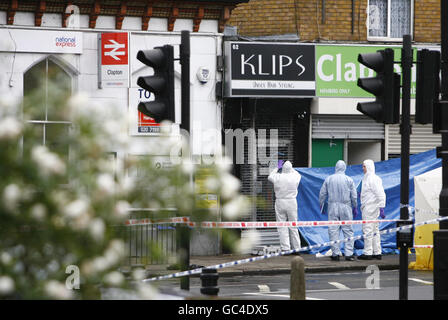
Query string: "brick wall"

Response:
xmin=228 ymin=0 xmax=298 ymax=36
xmin=228 ymin=0 xmax=441 ymax=43
xmin=414 ymin=0 xmax=440 ymax=43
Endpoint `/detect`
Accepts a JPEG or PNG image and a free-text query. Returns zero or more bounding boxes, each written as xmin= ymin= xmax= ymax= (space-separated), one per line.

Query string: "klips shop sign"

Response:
xmin=224 ymin=42 xmax=315 ymax=97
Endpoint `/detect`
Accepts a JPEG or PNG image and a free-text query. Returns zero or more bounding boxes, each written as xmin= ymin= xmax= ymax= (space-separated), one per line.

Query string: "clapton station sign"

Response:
xmin=224 ymin=42 xmax=316 ymax=97
xmin=99 ymin=32 xmax=129 ymax=88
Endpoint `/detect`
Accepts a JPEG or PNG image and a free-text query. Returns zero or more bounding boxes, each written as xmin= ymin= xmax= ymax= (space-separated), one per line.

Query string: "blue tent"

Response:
xmin=295 ymin=149 xmax=441 ymax=254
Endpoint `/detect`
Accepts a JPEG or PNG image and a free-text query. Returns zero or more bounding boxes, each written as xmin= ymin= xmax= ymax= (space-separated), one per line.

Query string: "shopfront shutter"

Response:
xmin=312 ymin=115 xmax=385 ymax=140
xmin=387 ymin=116 xmax=441 ymax=156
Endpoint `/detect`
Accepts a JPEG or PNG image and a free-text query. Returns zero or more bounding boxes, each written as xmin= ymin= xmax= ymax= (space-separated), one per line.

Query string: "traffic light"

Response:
xmin=357 ymin=48 xmax=400 ymax=124
xmin=415 ymin=49 xmax=440 ymax=125
xmin=136 ymin=45 xmax=175 ymax=123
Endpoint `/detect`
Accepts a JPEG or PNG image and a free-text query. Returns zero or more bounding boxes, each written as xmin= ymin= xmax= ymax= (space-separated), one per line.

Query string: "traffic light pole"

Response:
xmin=178 ymin=30 xmax=191 ymax=291
xmin=434 ymin=0 xmax=448 ymax=300
xmin=398 ymin=35 xmax=412 ymax=301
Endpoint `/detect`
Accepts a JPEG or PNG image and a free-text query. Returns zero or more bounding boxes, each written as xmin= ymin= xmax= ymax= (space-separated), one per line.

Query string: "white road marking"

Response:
xmin=243 ymin=292 xmax=326 ymax=300
xmin=243 ymin=292 xmax=289 ymax=298
xmin=328 ymin=282 xmax=351 ymax=290
xmin=409 ymin=278 xmax=433 ymax=285
xmin=258 ymin=284 xmax=271 ymax=293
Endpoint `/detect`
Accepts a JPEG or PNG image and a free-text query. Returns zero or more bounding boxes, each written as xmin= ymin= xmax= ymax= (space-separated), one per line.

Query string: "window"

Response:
xmin=23 ymin=57 xmax=73 ymax=178
xmin=368 ymin=0 xmax=412 ymax=41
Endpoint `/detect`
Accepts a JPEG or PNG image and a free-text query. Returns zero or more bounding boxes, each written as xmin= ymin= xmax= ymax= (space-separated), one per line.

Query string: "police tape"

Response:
xmin=142 ymin=215 xmax=448 ymax=282
xmin=194 ymin=219 xmax=403 ymax=228
xmin=125 ymin=217 xmax=190 ymax=226
xmin=126 ymin=204 xmax=443 ymax=228
xmin=125 ymin=217 xmax=404 ymax=228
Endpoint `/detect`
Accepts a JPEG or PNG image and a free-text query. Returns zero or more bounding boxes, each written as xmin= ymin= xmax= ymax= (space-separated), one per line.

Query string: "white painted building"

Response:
xmin=0 ymin=0 xmax=251 ymax=163
xmin=0 ymin=0 xmax=248 ymax=256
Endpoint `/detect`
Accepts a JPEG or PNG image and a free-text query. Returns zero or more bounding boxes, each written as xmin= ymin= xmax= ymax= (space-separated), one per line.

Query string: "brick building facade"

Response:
xmin=221 ymin=1 xmax=443 ymax=238
xmin=228 ymin=0 xmax=440 ymax=43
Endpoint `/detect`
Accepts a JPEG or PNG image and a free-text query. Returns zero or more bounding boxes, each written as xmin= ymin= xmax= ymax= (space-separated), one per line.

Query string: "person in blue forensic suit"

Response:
xmin=319 ymin=160 xmax=358 ymax=261
xmin=268 ymin=160 xmax=302 ymax=254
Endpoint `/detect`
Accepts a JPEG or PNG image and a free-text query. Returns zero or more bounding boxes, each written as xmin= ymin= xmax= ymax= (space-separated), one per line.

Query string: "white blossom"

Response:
xmin=0 ymin=276 xmax=15 ymax=295
xmin=88 ymin=218 xmax=105 ymax=242
xmin=114 ymin=200 xmax=131 ymax=218
xmin=0 ymin=117 xmax=22 ymax=140
xmin=0 ymin=252 xmax=13 ymax=266
xmin=96 ymin=173 xmax=116 ymax=197
xmin=181 ymin=159 xmax=195 ymax=175
xmin=31 ymin=145 xmax=66 ymax=176
xmin=137 ymin=283 xmax=159 ymax=300
xmin=102 ymin=118 xmax=129 ymax=147
xmin=219 ymin=173 xmax=241 ymax=200
xmin=30 ymin=203 xmax=47 ymax=221
xmin=204 ymin=177 xmax=220 ymax=192
xmin=237 ymin=230 xmax=260 ymax=254
xmin=222 ymin=195 xmax=249 ymax=220
xmin=0 ymin=95 xmax=20 ymax=113
xmin=44 ymin=280 xmax=73 ymax=300
xmin=118 ymin=176 xmax=136 ymax=194
xmin=3 ymin=184 xmax=21 ymax=212
xmin=105 ymin=240 xmax=126 ymax=264
xmin=159 ymin=120 xmax=173 ymax=134
xmin=83 ymin=240 xmax=126 ymax=276
xmin=67 ymin=93 xmax=96 ymax=120
xmin=132 ymin=268 xmax=146 ymax=281
xmin=63 ymin=198 xmax=90 ymax=219
xmin=214 ymin=156 xmax=233 ymax=173
xmin=104 ymin=271 xmax=125 ymax=286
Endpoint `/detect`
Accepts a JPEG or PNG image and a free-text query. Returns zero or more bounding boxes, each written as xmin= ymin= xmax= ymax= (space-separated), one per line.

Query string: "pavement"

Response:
xmin=140 ymin=252 xmax=416 ymax=278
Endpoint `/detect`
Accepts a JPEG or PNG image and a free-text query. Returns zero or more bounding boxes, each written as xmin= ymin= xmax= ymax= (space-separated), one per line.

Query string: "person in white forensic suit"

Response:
xmin=268 ymin=160 xmax=302 ymax=254
xmin=359 ymin=159 xmax=386 ymax=260
xmin=319 ymin=160 xmax=358 ymax=261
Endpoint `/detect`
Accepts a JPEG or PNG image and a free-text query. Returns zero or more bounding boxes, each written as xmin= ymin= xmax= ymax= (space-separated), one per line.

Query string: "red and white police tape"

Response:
xmin=142 ymin=215 xmax=448 ymax=282
xmin=125 ymin=217 xmax=403 ymax=228
xmin=125 ymin=217 xmax=189 ymax=226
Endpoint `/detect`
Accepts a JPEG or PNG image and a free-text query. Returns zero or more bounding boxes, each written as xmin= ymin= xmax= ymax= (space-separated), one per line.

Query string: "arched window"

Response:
xmin=23 ymin=57 xmax=73 ymax=167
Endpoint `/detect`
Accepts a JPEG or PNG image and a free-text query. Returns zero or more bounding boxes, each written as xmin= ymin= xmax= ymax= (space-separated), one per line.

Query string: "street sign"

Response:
xmin=129 ymin=88 xmax=160 ymax=135
xmin=99 ymin=32 xmax=129 ymax=88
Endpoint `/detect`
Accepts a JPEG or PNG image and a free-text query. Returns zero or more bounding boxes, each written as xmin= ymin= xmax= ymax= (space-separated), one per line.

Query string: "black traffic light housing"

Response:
xmin=415 ymin=49 xmax=440 ymax=125
xmin=137 ymin=45 xmax=175 ymax=123
xmin=357 ymin=48 xmax=400 ymax=124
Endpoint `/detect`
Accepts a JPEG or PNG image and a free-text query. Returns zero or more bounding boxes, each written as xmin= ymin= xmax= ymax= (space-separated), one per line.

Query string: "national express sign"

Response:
xmin=224 ymin=42 xmax=423 ymax=98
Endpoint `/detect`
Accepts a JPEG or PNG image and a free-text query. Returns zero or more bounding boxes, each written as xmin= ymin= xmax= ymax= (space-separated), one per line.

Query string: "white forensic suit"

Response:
xmin=360 ymin=159 xmax=386 ymax=256
xmin=319 ymin=160 xmax=357 ymax=257
xmin=268 ymin=161 xmax=302 ymax=251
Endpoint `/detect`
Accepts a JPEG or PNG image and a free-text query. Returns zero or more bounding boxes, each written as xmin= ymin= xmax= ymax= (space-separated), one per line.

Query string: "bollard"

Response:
xmin=200 ymin=268 xmax=219 ymax=296
xmin=290 ymin=256 xmax=305 ymax=300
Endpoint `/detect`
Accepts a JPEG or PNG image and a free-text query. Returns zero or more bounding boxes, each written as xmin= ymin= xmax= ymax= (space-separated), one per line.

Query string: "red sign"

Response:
xmin=101 ymin=33 xmax=128 ymax=65
xmin=138 ymin=112 xmax=159 ymax=127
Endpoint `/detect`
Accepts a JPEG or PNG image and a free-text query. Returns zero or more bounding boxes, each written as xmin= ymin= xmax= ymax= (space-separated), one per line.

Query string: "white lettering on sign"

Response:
xmin=240 ymin=54 xmax=306 ymax=77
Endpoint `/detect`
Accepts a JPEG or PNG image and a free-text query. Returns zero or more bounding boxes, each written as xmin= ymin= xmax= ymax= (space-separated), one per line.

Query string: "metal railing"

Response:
xmin=120 ymin=209 xmax=178 ymax=266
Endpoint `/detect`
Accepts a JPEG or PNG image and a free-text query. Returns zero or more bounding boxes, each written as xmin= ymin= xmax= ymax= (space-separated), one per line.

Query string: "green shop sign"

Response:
xmin=315 ymin=45 xmax=417 ymax=98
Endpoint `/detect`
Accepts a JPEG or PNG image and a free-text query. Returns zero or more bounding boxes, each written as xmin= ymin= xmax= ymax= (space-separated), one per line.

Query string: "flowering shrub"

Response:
xmin=0 ymin=88 xmax=250 ymax=299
